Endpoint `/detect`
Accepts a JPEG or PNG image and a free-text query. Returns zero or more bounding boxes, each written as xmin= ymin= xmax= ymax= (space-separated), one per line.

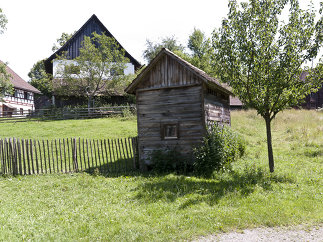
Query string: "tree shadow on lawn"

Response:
xmin=133 ymin=166 xmax=295 ymax=208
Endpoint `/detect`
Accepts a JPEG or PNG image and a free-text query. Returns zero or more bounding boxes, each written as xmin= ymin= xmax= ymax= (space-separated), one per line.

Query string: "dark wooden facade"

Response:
xmin=126 ymin=49 xmax=232 ymax=165
xmin=44 ymin=14 xmax=141 ymax=75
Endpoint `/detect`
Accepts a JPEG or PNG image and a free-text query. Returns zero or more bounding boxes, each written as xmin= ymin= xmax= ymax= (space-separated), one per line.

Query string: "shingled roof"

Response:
xmin=44 ymin=14 xmax=142 ymax=74
xmin=125 ymin=48 xmax=233 ymax=95
xmin=0 ymin=61 xmax=41 ymax=94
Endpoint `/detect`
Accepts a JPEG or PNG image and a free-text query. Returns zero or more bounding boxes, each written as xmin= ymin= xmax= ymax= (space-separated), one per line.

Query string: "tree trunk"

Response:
xmin=265 ymin=116 xmax=274 ymax=172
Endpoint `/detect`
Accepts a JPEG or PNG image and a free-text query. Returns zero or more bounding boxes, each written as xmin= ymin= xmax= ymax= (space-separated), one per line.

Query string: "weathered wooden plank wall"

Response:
xmin=137 ymin=85 xmax=205 ymax=162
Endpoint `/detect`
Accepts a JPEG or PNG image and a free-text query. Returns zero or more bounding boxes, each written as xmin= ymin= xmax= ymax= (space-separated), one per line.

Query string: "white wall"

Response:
xmin=53 ymin=59 xmax=135 ymax=78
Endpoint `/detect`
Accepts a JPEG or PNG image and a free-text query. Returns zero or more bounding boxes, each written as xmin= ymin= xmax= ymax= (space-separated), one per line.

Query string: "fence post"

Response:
xmin=72 ymin=138 xmax=78 ymax=172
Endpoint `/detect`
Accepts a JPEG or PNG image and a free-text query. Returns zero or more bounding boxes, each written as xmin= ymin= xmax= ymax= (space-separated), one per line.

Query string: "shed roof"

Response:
xmin=125 ymin=48 xmax=233 ymax=95
xmin=0 ymin=61 xmax=41 ymax=94
xmin=45 ymin=14 xmax=142 ymax=74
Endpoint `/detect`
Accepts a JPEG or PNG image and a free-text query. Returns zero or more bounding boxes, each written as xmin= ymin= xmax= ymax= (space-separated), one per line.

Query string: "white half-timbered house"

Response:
xmin=0 ymin=62 xmax=41 ymax=116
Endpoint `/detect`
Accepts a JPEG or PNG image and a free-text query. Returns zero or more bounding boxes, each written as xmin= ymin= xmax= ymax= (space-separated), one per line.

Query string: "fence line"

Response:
xmin=0 ymin=137 xmax=138 ymax=175
xmin=0 ymin=106 xmax=136 ymax=123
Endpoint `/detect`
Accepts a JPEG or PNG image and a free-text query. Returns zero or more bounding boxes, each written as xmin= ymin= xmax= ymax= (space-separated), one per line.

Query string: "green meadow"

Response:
xmin=0 ymin=110 xmax=322 ymax=241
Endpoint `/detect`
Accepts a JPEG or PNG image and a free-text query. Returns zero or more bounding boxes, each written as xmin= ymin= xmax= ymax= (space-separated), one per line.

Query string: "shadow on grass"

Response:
xmin=133 ymin=166 xmax=295 ymax=207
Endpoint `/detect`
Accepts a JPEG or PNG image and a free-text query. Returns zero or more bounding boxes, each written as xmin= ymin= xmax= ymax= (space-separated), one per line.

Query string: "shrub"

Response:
xmin=149 ymin=148 xmax=191 ymax=174
xmin=193 ymin=124 xmax=246 ymax=177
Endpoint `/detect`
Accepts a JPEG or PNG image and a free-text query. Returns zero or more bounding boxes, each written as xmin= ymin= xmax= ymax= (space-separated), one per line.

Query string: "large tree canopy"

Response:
xmin=188 ymin=28 xmax=215 ymax=76
xmin=143 ymin=36 xmax=186 ymax=62
xmin=212 ymin=0 xmax=323 ymax=172
xmin=55 ymin=32 xmax=130 ymax=108
xmin=28 ymin=60 xmax=52 ymax=97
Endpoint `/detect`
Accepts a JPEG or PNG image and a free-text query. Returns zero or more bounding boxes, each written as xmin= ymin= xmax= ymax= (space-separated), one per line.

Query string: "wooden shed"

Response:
xmin=125 ymin=48 xmax=233 ymax=166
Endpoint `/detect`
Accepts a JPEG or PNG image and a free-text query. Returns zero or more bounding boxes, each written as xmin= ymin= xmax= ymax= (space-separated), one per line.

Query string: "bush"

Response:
xmin=193 ymin=124 xmax=246 ymax=177
xmin=149 ymin=148 xmax=191 ymax=174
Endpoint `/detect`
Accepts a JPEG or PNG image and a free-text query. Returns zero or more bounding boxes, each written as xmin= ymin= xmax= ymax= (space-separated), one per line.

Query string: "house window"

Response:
xmin=24 ymin=91 xmax=28 ymax=100
xmin=14 ymin=89 xmax=19 ymax=98
xmin=161 ymin=123 xmax=179 ymax=140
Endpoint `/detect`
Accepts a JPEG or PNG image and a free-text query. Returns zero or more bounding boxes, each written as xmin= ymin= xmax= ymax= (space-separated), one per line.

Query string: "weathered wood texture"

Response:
xmin=0 ymin=137 xmax=138 ymax=175
xmin=204 ymin=89 xmax=231 ymax=125
xmin=137 ymin=86 xmax=205 ymax=161
xmin=131 ymin=49 xmax=231 ymax=165
xmin=137 ymin=54 xmax=201 ymax=90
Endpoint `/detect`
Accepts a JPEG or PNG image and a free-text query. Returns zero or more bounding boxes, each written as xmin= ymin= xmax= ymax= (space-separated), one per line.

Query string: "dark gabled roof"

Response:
xmin=0 ymin=61 xmax=41 ymax=94
xmin=125 ymin=48 xmax=233 ymax=95
xmin=44 ymin=14 xmax=141 ymax=73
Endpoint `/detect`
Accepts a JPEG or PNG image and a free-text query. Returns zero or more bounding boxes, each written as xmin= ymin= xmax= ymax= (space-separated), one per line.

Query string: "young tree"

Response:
xmin=28 ymin=60 xmax=53 ymax=97
xmin=143 ymin=36 xmax=186 ymax=62
xmin=0 ymin=8 xmax=12 ymax=98
xmin=55 ymin=32 xmax=129 ymax=109
xmin=212 ymin=0 xmax=323 ymax=172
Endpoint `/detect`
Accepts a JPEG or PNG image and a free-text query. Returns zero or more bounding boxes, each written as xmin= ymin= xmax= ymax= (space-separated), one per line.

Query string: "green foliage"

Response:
xmin=149 ymin=148 xmax=190 ymax=174
xmin=55 ymin=32 xmax=130 ymax=108
xmin=0 ymin=10 xmax=13 ymax=99
xmin=51 ymin=32 xmax=74 ymax=52
xmin=193 ymin=124 xmax=245 ymax=177
xmin=0 ymin=62 xmax=13 ymax=99
xmin=0 ymin=8 xmax=7 ymax=34
xmin=143 ymin=36 xmax=186 ymax=62
xmin=28 ymin=59 xmax=53 ymax=96
xmin=187 ymin=28 xmax=215 ymax=76
xmin=212 ymin=0 xmax=323 ymax=172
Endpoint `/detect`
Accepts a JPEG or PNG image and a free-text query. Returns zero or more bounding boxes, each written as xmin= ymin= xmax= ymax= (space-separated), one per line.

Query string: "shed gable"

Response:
xmin=137 ymin=54 xmax=201 ymax=90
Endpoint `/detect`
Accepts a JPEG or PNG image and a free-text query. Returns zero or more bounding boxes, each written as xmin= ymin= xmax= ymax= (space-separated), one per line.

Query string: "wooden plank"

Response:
xmin=86 ymin=139 xmax=91 ymax=170
xmin=107 ymin=139 xmax=113 ymax=172
xmin=42 ymin=140 xmax=47 ymax=174
xmin=82 ymin=139 xmax=87 ymax=170
xmin=111 ymin=139 xmax=117 ymax=172
xmin=26 ymin=139 xmax=31 ymax=175
xmin=59 ymin=139 xmax=63 ymax=173
xmin=93 ymin=139 xmax=98 ymax=168
xmin=67 ymin=138 xmax=71 ymax=172
xmin=104 ymin=139 xmax=109 ymax=172
xmin=78 ymin=138 xmax=82 ymax=171
xmin=63 ymin=139 xmax=67 ymax=173
xmin=96 ymin=139 xmax=102 ymax=170
xmin=37 ymin=140 xmax=43 ymax=174
xmin=89 ymin=139 xmax=94 ymax=169
xmin=47 ymin=140 xmax=52 ymax=174
xmin=34 ymin=139 xmax=39 ymax=174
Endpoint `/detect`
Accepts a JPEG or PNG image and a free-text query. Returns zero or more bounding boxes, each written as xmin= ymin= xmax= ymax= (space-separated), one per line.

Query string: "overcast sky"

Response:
xmin=0 ymin=0 xmax=322 ymax=81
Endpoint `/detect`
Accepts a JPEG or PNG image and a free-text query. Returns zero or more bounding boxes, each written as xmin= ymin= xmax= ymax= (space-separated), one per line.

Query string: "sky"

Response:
xmin=0 ymin=0 xmax=322 ymax=81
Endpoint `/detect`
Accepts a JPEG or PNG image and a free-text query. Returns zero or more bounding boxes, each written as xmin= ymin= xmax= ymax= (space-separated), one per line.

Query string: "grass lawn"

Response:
xmin=0 ymin=110 xmax=322 ymax=241
xmin=0 ymin=116 xmax=137 ymax=139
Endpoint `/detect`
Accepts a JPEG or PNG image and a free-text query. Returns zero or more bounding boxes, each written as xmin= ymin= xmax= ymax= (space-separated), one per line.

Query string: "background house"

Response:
xmin=0 ymin=61 xmax=41 ymax=116
xmin=44 ymin=14 xmax=141 ymax=107
xmin=126 ymin=48 xmax=232 ymax=167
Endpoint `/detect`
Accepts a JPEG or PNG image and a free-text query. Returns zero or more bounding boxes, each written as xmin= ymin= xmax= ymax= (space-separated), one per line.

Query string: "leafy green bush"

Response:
xmin=149 ymin=148 xmax=191 ymax=174
xmin=193 ymin=124 xmax=246 ymax=177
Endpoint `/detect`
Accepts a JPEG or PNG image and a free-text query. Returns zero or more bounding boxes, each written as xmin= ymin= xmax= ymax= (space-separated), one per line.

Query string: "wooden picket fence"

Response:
xmin=0 ymin=137 xmax=138 ymax=175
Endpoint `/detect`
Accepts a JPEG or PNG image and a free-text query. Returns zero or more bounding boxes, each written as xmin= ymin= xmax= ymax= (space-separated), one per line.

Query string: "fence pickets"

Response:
xmin=0 ymin=137 xmax=138 ymax=176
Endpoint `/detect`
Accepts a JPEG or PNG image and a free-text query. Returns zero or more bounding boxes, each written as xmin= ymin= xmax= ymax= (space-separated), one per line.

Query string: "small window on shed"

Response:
xmin=161 ymin=123 xmax=179 ymax=140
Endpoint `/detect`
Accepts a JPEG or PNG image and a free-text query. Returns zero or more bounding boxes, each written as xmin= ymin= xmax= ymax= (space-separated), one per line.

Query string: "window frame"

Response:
xmin=160 ymin=122 xmax=180 ymax=140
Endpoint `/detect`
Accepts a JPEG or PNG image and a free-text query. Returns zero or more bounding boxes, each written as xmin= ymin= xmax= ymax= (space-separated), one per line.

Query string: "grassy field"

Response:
xmin=0 ymin=110 xmax=322 ymax=241
xmin=0 ymin=116 xmax=137 ymax=139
